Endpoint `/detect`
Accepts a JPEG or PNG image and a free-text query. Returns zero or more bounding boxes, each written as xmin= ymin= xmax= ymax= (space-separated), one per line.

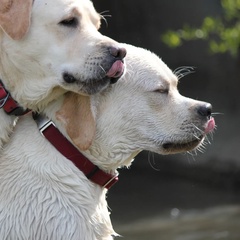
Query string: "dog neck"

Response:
xmin=0 ymin=80 xmax=30 ymax=149
xmin=0 ymin=110 xmax=16 ymax=149
xmin=0 ymin=86 xmax=119 ymax=189
xmin=0 ymin=114 xmax=116 ymax=238
xmin=0 ymin=80 xmax=30 ymax=115
xmin=33 ymin=113 xmax=119 ymax=189
xmin=0 ymin=79 xmax=137 ymax=188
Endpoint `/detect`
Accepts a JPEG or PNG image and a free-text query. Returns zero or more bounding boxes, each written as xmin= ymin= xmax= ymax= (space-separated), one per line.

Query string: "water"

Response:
xmin=114 ymin=206 xmax=240 ymax=240
xmin=108 ymin=160 xmax=240 ymax=240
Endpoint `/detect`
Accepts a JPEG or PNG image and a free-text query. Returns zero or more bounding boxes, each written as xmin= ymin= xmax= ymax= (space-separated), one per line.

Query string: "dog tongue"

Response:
xmin=205 ymin=117 xmax=215 ymax=134
xmin=106 ymin=60 xmax=124 ymax=78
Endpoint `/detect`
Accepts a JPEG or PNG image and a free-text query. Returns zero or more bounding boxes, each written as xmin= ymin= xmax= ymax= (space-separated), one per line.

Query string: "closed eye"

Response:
xmin=154 ymin=88 xmax=169 ymax=94
xmin=59 ymin=17 xmax=79 ymax=28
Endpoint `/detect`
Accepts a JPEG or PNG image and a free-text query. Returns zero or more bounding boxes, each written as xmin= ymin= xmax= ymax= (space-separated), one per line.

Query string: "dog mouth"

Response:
xmin=161 ymin=117 xmax=215 ymax=154
xmin=62 ymin=59 xmax=125 ymax=94
xmin=162 ymin=137 xmax=203 ymax=153
xmin=87 ymin=60 xmax=124 ymax=93
xmin=106 ymin=60 xmax=125 ymax=83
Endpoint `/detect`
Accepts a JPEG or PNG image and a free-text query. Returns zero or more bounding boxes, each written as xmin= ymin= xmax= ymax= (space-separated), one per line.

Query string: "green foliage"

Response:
xmin=161 ymin=0 xmax=240 ymax=57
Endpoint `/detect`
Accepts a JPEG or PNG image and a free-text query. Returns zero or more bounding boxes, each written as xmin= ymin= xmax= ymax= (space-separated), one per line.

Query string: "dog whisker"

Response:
xmin=99 ymin=64 xmax=106 ymax=74
xmin=173 ymin=66 xmax=196 ymax=80
xmin=191 ymin=123 xmax=204 ymax=135
xmin=197 ymin=147 xmax=205 ymax=154
xmin=193 ymin=134 xmax=201 ymax=141
xmin=99 ymin=10 xmax=112 ymax=27
xmin=185 ymin=121 xmax=214 ymax=155
xmin=208 ymin=131 xmax=214 ymax=141
xmin=187 ymin=149 xmax=198 ymax=158
xmin=205 ymin=135 xmax=211 ymax=145
xmin=211 ymin=112 xmax=224 ymax=117
xmin=99 ymin=10 xmax=112 ymax=17
xmin=148 ymin=152 xmax=161 ymax=171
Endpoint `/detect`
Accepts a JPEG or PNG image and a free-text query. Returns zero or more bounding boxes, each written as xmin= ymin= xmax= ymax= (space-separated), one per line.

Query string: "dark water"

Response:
xmin=108 ymin=159 xmax=240 ymax=240
xmin=114 ymin=205 xmax=240 ymax=240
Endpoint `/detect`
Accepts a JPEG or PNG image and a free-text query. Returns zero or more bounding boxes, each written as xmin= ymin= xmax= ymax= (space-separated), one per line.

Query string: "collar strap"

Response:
xmin=0 ymin=80 xmax=29 ymax=116
xmin=33 ymin=113 xmax=118 ymax=189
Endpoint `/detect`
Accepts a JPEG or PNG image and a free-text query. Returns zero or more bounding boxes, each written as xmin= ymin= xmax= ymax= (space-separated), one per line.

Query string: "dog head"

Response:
xmin=0 ymin=0 xmax=126 ymax=110
xmin=54 ymin=44 xmax=215 ymax=171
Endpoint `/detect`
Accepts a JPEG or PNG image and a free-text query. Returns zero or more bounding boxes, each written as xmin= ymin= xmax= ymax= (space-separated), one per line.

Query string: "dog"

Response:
xmin=0 ymin=44 xmax=215 ymax=239
xmin=0 ymin=0 xmax=126 ymax=149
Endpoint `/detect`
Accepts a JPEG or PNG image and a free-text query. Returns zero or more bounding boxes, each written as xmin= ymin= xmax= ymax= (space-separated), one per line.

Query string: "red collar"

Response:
xmin=0 ymin=80 xmax=118 ymax=189
xmin=34 ymin=114 xmax=118 ymax=189
xmin=0 ymin=80 xmax=29 ymax=116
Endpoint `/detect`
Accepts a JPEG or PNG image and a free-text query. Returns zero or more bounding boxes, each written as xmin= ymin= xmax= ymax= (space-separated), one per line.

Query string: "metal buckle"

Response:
xmin=33 ymin=113 xmax=55 ymax=135
xmin=103 ymin=172 xmax=119 ymax=189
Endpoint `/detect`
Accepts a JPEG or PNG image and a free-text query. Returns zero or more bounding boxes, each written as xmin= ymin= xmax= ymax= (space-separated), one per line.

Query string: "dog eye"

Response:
xmin=59 ymin=17 xmax=79 ymax=28
xmin=154 ymin=89 xmax=169 ymax=94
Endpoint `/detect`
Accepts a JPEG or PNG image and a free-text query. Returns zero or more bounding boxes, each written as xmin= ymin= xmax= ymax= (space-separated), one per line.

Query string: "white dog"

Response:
xmin=0 ymin=44 xmax=215 ymax=239
xmin=0 ymin=0 xmax=126 ymax=149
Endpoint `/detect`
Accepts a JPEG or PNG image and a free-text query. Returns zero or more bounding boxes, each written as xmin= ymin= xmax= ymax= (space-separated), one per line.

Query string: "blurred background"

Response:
xmin=93 ymin=0 xmax=240 ymax=239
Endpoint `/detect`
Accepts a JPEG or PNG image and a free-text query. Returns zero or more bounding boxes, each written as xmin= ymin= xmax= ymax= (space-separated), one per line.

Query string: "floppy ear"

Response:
xmin=0 ymin=0 xmax=32 ymax=40
xmin=56 ymin=93 xmax=96 ymax=151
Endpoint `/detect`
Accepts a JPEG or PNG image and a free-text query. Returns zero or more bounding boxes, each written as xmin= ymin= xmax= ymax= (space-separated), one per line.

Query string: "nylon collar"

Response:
xmin=0 ymin=80 xmax=118 ymax=189
xmin=0 ymin=80 xmax=29 ymax=116
xmin=33 ymin=113 xmax=118 ymax=189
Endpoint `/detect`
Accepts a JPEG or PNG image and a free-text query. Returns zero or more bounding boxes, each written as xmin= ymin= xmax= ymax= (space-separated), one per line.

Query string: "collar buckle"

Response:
xmin=33 ymin=113 xmax=55 ymax=135
xmin=33 ymin=113 xmax=119 ymax=189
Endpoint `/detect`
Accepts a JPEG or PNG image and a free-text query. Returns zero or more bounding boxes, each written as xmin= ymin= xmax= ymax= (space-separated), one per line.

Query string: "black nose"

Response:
xmin=197 ymin=103 xmax=212 ymax=117
xmin=109 ymin=46 xmax=127 ymax=60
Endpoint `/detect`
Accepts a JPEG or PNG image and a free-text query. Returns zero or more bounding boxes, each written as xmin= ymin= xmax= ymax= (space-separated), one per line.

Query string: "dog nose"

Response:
xmin=197 ymin=103 xmax=212 ymax=117
xmin=109 ymin=46 xmax=127 ymax=60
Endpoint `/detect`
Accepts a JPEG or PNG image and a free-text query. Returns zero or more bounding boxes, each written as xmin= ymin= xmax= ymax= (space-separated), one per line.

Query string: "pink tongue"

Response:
xmin=205 ymin=117 xmax=215 ymax=134
xmin=106 ymin=60 xmax=124 ymax=78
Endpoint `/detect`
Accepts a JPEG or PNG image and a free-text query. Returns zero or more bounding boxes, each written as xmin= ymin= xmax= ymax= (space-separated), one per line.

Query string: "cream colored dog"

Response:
xmin=0 ymin=44 xmax=215 ymax=239
xmin=0 ymin=0 xmax=126 ymax=148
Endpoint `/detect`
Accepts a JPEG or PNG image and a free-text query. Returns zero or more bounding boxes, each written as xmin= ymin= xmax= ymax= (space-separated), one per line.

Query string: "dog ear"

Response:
xmin=0 ymin=0 xmax=32 ymax=40
xmin=56 ymin=93 xmax=96 ymax=151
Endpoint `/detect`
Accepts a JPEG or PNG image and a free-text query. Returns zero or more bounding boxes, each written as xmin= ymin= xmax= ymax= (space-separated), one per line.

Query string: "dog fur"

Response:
xmin=0 ymin=44 xmax=215 ymax=239
xmin=0 ymin=0 xmax=126 ymax=149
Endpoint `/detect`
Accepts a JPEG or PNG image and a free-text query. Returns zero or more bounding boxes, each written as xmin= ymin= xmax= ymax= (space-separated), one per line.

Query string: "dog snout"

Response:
xmin=108 ymin=46 xmax=127 ymax=60
xmin=197 ymin=103 xmax=212 ymax=118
